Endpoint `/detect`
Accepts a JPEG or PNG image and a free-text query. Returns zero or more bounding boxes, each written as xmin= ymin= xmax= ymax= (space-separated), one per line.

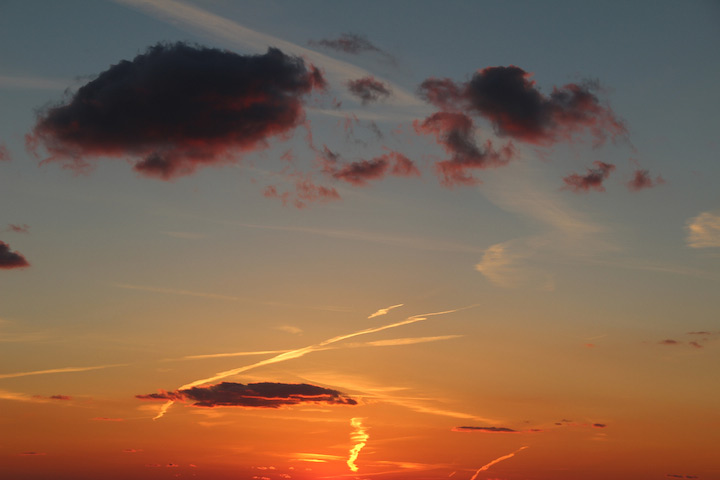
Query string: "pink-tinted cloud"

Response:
xmin=418 ymin=67 xmax=626 ymax=145
xmin=7 ymin=224 xmax=30 ymax=234
xmin=28 ymin=43 xmax=325 ymax=180
xmin=562 ymin=161 xmax=615 ymax=193
xmin=0 ymin=241 xmax=30 ymax=269
xmin=137 ymin=381 xmax=357 ymax=408
xmin=414 ymin=112 xmax=513 ymax=187
xmin=263 ymin=175 xmax=340 ymax=209
xmin=0 ymin=143 xmax=10 ymax=161
xmin=627 ymin=169 xmax=665 ymax=191
xmin=347 ymin=76 xmax=392 ymax=105
xmin=332 ymin=151 xmax=420 ymax=186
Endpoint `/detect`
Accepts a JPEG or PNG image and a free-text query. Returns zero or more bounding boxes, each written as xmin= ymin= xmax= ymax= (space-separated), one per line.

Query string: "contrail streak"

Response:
xmin=347 ymin=417 xmax=369 ymax=472
xmin=368 ymin=304 xmax=404 ymax=319
xmin=0 ymin=363 xmax=129 ymax=380
xmin=152 ymin=306 xmax=472 ymax=419
xmin=469 ymin=446 xmax=528 ymax=480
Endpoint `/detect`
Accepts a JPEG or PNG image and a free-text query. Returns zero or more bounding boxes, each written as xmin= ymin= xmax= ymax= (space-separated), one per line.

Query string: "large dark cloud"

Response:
xmin=414 ymin=112 xmax=513 ymax=186
xmin=418 ymin=66 xmax=627 ymax=146
xmin=347 ymin=76 xmax=392 ymax=105
xmin=27 ymin=42 xmax=325 ymax=180
xmin=0 ymin=241 xmax=30 ymax=269
xmin=137 ymin=381 xmax=357 ymax=408
xmin=562 ymin=161 xmax=615 ymax=193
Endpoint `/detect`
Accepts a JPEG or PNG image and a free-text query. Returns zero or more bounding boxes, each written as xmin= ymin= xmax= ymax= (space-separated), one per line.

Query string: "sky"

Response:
xmin=1 ymin=1 xmax=720 ymax=479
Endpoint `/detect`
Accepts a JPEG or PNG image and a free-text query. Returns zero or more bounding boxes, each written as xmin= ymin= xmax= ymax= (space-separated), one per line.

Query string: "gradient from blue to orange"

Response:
xmin=1 ymin=1 xmax=719 ymax=479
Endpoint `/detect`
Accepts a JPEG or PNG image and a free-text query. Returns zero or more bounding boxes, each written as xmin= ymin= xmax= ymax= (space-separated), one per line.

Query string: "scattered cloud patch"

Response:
xmin=347 ymin=76 xmax=392 ymax=105
xmin=627 ymin=169 xmax=665 ymax=191
xmin=331 ymin=151 xmax=419 ymax=186
xmin=419 ymin=68 xmax=626 ymax=145
xmin=6 ymin=224 xmax=30 ymax=234
xmin=0 ymin=241 xmax=30 ymax=269
xmin=0 ymin=143 xmax=10 ymax=161
xmin=562 ymin=161 xmax=615 ymax=193
xmin=414 ymin=112 xmax=513 ymax=186
xmin=28 ymin=42 xmax=325 ymax=179
xmin=137 ymin=381 xmax=358 ymax=408
xmin=33 ymin=394 xmax=71 ymax=401
xmin=686 ymin=211 xmax=720 ymax=248
xmin=659 ymin=339 xmax=679 ymax=345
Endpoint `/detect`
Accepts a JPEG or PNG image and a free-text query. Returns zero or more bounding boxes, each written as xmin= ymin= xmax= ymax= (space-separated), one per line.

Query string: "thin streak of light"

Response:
xmin=469 ymin=446 xmax=528 ymax=480
xmin=179 ymin=349 xmax=292 ymax=360
xmin=368 ymin=304 xmax=404 ymax=319
xmin=153 ymin=306 xmax=473 ymax=419
xmin=114 ymin=283 xmax=241 ymax=301
xmin=0 ymin=363 xmax=129 ymax=380
xmin=347 ymin=417 xmax=369 ymax=472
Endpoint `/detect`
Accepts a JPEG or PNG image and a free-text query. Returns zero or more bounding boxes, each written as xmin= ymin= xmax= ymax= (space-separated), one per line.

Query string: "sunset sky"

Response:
xmin=1 ymin=1 xmax=720 ymax=479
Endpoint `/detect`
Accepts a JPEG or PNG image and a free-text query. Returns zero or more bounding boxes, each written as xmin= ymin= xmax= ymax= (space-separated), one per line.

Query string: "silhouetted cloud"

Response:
xmin=33 ymin=394 xmax=71 ymax=401
xmin=659 ymin=339 xmax=679 ymax=345
xmin=689 ymin=341 xmax=703 ymax=349
xmin=414 ymin=112 xmax=513 ymax=186
xmin=28 ymin=42 xmax=325 ymax=179
xmin=347 ymin=76 xmax=392 ymax=105
xmin=592 ymin=423 xmax=607 ymax=428
xmin=137 ymin=381 xmax=357 ymax=408
xmin=0 ymin=241 xmax=30 ymax=269
xmin=667 ymin=475 xmax=699 ymax=479
xmin=453 ymin=426 xmax=518 ymax=433
xmin=419 ymin=67 xmax=626 ymax=145
xmin=686 ymin=211 xmax=720 ymax=248
xmin=687 ymin=331 xmax=711 ymax=335
xmin=562 ymin=161 xmax=615 ymax=193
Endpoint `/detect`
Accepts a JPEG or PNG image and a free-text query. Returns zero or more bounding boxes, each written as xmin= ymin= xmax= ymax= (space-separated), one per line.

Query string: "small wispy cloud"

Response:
xmin=368 ymin=304 xmax=404 ymax=319
xmin=686 ymin=211 xmax=720 ymax=248
xmin=114 ymin=283 xmax=241 ymax=301
xmin=275 ymin=325 xmax=303 ymax=335
xmin=0 ymin=363 xmax=128 ymax=380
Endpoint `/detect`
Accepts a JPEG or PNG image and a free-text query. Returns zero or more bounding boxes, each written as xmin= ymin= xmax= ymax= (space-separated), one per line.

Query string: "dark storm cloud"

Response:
xmin=332 ymin=151 xmax=420 ymax=186
xmin=562 ymin=161 xmax=615 ymax=193
xmin=414 ymin=112 xmax=514 ymax=187
xmin=137 ymin=381 xmax=357 ymax=408
xmin=452 ymin=426 xmax=518 ymax=433
xmin=347 ymin=76 xmax=392 ymax=105
xmin=627 ymin=169 xmax=665 ymax=191
xmin=418 ymin=67 xmax=627 ymax=145
xmin=0 ymin=241 xmax=30 ymax=269
xmin=27 ymin=42 xmax=325 ymax=180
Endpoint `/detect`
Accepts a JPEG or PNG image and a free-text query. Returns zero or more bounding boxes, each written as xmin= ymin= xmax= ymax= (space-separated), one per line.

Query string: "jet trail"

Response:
xmin=469 ymin=446 xmax=528 ymax=480
xmin=0 ymin=363 xmax=129 ymax=380
xmin=152 ymin=307 xmax=470 ymax=419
